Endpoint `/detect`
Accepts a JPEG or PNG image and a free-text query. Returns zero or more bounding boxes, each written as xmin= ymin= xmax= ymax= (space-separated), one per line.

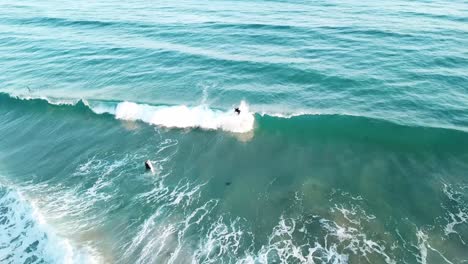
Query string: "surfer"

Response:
xmin=145 ymin=160 xmax=154 ymax=173
xmin=234 ymin=107 xmax=241 ymax=115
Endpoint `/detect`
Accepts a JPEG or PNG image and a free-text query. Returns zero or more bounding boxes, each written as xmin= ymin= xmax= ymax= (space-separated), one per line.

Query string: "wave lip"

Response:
xmin=112 ymin=100 xmax=254 ymax=133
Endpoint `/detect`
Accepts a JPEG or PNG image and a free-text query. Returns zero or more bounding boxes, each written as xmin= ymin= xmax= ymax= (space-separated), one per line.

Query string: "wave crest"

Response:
xmin=112 ymin=100 xmax=254 ymax=133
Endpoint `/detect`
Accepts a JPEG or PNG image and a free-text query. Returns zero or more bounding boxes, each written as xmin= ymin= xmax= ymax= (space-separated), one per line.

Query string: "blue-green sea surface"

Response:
xmin=0 ymin=0 xmax=467 ymax=263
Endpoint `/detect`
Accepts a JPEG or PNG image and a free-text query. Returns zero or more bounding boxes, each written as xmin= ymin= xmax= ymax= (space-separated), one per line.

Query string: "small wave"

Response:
xmin=6 ymin=93 xmax=80 ymax=106
xmin=0 ymin=185 xmax=98 ymax=264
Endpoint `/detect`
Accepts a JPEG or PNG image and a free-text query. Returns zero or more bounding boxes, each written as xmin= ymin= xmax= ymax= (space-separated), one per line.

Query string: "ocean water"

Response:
xmin=0 ymin=0 xmax=468 ymax=263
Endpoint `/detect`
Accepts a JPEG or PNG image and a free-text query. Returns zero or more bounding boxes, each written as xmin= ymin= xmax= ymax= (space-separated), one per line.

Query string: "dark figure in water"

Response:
xmin=145 ymin=160 xmax=154 ymax=173
xmin=234 ymin=108 xmax=241 ymax=115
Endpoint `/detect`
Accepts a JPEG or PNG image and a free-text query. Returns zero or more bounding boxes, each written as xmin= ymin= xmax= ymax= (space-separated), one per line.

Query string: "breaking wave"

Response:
xmin=112 ymin=101 xmax=254 ymax=133
xmin=0 ymin=185 xmax=98 ymax=264
xmin=1 ymin=93 xmax=255 ymax=133
xmin=1 ymin=92 xmax=468 ymax=149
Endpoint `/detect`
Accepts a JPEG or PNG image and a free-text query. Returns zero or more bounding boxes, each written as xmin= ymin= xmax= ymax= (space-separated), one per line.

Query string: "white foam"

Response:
xmin=193 ymin=215 xmax=246 ymax=263
xmin=319 ymin=218 xmax=395 ymax=264
xmin=441 ymin=183 xmax=468 ymax=244
xmin=415 ymin=230 xmax=428 ymax=264
xmin=414 ymin=229 xmax=455 ymax=264
xmin=111 ymin=101 xmax=254 ymax=133
xmin=128 ymin=182 xmax=399 ymax=264
xmin=0 ymin=187 xmax=98 ymax=264
xmin=237 ymin=216 xmax=351 ymax=264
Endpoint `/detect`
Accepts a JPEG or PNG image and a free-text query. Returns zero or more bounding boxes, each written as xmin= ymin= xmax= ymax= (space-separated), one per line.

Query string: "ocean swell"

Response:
xmin=1 ymin=92 xmax=468 ymax=151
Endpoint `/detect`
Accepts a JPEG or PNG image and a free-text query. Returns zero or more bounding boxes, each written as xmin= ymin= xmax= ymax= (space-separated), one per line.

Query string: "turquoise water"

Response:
xmin=1 ymin=0 xmax=468 ymax=263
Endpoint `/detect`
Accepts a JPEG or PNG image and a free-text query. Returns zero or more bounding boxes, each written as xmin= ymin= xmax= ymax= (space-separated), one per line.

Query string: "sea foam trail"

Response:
xmin=109 ymin=100 xmax=255 ymax=133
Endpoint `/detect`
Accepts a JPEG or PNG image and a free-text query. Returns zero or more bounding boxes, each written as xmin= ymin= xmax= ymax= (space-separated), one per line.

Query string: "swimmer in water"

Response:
xmin=145 ymin=160 xmax=154 ymax=173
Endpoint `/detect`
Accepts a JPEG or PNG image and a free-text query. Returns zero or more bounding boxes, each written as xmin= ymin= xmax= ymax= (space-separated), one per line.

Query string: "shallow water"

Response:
xmin=0 ymin=0 xmax=467 ymax=263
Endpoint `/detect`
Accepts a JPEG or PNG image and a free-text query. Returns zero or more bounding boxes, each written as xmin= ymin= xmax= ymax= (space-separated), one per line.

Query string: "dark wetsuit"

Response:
xmin=145 ymin=161 xmax=152 ymax=170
